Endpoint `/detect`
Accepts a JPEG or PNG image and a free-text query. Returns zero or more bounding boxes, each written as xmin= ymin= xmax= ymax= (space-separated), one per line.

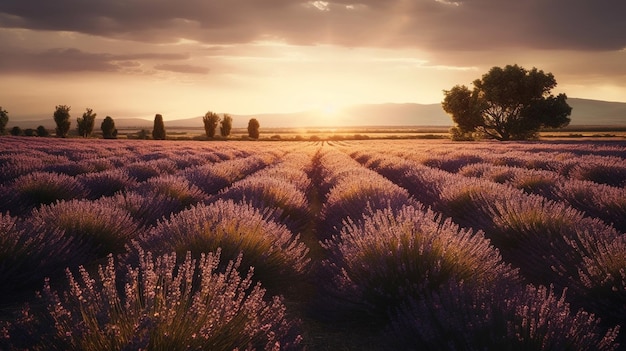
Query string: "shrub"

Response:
xmin=124 ymin=161 xmax=166 ymax=182
xmin=509 ymin=170 xmax=560 ymax=199
xmin=0 ymin=213 xmax=75 ymax=302
xmin=79 ymin=169 xmax=137 ymax=199
xmin=576 ymin=235 xmax=626 ymax=329
xmin=320 ymin=175 xmax=413 ymax=238
xmin=388 ymin=283 xmax=620 ymax=350
xmin=182 ymin=156 xmax=271 ymax=194
xmin=0 ymin=154 xmax=46 ymax=183
xmin=10 ymin=126 xmax=22 ymax=136
xmin=569 ymin=159 xmax=626 ymax=187
xmin=30 ymin=199 xmax=140 ymax=262
xmin=319 ymin=205 xmax=518 ymax=321
xmin=558 ymin=180 xmax=626 ymax=233
xmin=101 ymin=191 xmax=183 ymax=228
xmin=133 ymin=200 xmax=310 ymax=291
xmin=42 ymin=161 xmax=94 ymax=176
xmin=136 ymin=174 xmax=208 ymax=211
xmin=2 ymin=172 xmax=88 ymax=215
xmin=4 ymin=250 xmax=302 ymax=350
xmin=219 ymin=175 xmax=309 ymax=228
xmin=487 ymin=195 xmax=620 ymax=287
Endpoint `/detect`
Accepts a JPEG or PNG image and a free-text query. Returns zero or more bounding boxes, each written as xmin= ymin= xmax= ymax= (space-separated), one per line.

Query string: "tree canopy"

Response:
xmin=53 ymin=105 xmax=71 ymax=138
xmin=0 ymin=107 xmax=8 ymax=135
xmin=203 ymin=111 xmax=220 ymax=138
xmin=152 ymin=114 xmax=166 ymax=140
xmin=220 ymin=114 xmax=233 ymax=137
xmin=247 ymin=118 xmax=260 ymax=139
xmin=442 ymin=64 xmax=572 ymax=141
xmin=101 ymin=116 xmax=117 ymax=139
xmin=77 ymin=108 xmax=97 ymax=138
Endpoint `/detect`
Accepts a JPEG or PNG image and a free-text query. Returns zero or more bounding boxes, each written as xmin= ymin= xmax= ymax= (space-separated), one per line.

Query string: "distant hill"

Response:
xmin=566 ymin=98 xmax=626 ymax=125
xmin=158 ymin=98 xmax=626 ymax=128
xmin=7 ymin=98 xmax=626 ymax=129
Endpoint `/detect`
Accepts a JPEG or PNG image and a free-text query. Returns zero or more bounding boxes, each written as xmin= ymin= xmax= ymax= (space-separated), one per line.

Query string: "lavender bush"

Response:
xmin=0 ymin=213 xmax=76 ymax=302
xmin=219 ymin=175 xmax=309 ymax=229
xmin=576 ymin=235 xmax=626 ymax=329
xmin=30 ymin=199 xmax=140 ymax=262
xmin=133 ymin=200 xmax=310 ymax=291
xmin=1 ymin=172 xmax=88 ymax=215
xmin=320 ymin=205 xmax=518 ymax=321
xmin=182 ymin=155 xmax=272 ymax=195
xmin=3 ymin=250 xmax=302 ymax=350
xmin=1 ymin=137 xmax=624 ymax=350
xmin=135 ymin=174 xmax=209 ymax=211
xmin=568 ymin=158 xmax=626 ymax=187
xmin=78 ymin=169 xmax=137 ymax=199
xmin=388 ymin=283 xmax=620 ymax=350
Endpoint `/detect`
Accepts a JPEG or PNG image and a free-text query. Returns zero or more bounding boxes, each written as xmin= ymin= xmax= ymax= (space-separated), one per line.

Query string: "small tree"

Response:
xmin=152 ymin=114 xmax=166 ymax=140
xmin=10 ymin=126 xmax=22 ymax=136
xmin=220 ymin=114 xmax=233 ymax=138
xmin=36 ymin=125 xmax=50 ymax=137
xmin=247 ymin=118 xmax=260 ymax=139
xmin=101 ymin=116 xmax=118 ymax=139
xmin=53 ymin=105 xmax=71 ymax=138
xmin=77 ymin=108 xmax=97 ymax=138
xmin=0 ymin=107 xmax=8 ymax=135
xmin=203 ymin=111 xmax=220 ymax=138
xmin=442 ymin=64 xmax=572 ymax=141
xmin=137 ymin=129 xmax=149 ymax=140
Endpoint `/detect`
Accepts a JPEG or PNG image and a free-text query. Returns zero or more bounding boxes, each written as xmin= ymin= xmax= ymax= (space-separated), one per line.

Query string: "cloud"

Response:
xmin=0 ymin=0 xmax=624 ymax=51
xmin=0 ymin=46 xmax=192 ymax=74
xmin=154 ymin=64 xmax=209 ymax=74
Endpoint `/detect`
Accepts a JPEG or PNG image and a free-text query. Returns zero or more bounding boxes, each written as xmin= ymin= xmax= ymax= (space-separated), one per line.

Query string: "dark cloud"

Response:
xmin=0 ymin=47 xmax=192 ymax=73
xmin=0 ymin=0 xmax=624 ymax=51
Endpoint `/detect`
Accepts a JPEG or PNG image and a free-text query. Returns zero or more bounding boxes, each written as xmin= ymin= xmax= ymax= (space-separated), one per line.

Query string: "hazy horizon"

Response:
xmin=6 ymin=97 xmax=626 ymax=130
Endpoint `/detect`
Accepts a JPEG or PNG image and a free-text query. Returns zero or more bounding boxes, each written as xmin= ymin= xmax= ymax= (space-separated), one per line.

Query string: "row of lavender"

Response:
xmin=340 ymin=140 xmax=626 ymax=347
xmin=310 ymin=146 xmax=620 ymax=349
xmin=1 ymin=136 xmax=625 ymax=349
xmin=1 ymin=137 xmax=314 ymax=350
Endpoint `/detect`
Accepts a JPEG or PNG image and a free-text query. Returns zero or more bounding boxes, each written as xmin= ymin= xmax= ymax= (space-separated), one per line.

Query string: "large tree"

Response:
xmin=442 ymin=65 xmax=572 ymax=141
xmin=203 ymin=111 xmax=220 ymax=138
xmin=247 ymin=118 xmax=260 ymax=139
xmin=53 ymin=105 xmax=71 ymax=138
xmin=0 ymin=107 xmax=8 ymax=135
xmin=101 ymin=116 xmax=118 ymax=139
xmin=152 ymin=114 xmax=166 ymax=140
xmin=77 ymin=108 xmax=97 ymax=138
xmin=220 ymin=114 xmax=233 ymax=138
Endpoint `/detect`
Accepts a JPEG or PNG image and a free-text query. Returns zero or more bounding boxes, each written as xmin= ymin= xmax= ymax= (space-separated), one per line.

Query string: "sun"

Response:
xmin=320 ymin=103 xmax=340 ymax=116
xmin=313 ymin=103 xmax=343 ymax=127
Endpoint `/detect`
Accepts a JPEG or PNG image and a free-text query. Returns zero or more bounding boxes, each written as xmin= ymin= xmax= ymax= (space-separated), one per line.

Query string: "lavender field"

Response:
xmin=1 ymin=136 xmax=625 ymax=350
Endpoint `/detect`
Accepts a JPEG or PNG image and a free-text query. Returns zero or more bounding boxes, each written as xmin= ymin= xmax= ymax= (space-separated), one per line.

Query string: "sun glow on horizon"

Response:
xmin=309 ymin=102 xmax=346 ymax=126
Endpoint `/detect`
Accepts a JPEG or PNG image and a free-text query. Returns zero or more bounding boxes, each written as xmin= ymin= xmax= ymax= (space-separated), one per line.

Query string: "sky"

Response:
xmin=1 ymin=0 xmax=625 ymax=125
